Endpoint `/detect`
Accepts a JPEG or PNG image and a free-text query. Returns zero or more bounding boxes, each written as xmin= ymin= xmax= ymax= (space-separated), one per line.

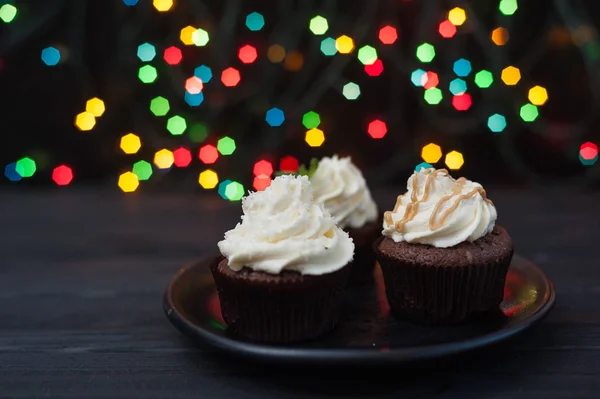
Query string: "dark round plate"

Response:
xmin=164 ymin=255 xmax=554 ymax=365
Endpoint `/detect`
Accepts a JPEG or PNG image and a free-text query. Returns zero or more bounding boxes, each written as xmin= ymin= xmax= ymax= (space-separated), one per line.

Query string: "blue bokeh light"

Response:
xmin=265 ymin=107 xmax=285 ymax=127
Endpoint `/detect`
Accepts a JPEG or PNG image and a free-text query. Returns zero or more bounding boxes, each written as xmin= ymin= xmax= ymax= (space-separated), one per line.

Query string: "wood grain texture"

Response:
xmin=0 ymin=188 xmax=599 ymax=398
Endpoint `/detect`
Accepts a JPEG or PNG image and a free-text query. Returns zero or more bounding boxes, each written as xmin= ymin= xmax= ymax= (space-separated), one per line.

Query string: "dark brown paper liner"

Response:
xmin=374 ymin=237 xmax=512 ymax=325
xmin=210 ymin=256 xmax=351 ymax=343
xmin=345 ymin=216 xmax=382 ymax=285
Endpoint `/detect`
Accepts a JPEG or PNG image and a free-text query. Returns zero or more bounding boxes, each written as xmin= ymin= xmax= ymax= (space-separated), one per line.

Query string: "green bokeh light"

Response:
xmin=224 ymin=181 xmax=244 ymax=201
xmin=309 ymin=15 xmax=328 ymax=35
xmin=217 ymin=136 xmax=236 ymax=155
xmin=519 ymin=104 xmax=539 ymax=122
xmin=416 ymin=43 xmax=435 ymax=63
xmin=132 ymin=160 xmax=153 ymax=181
xmin=320 ymin=37 xmax=338 ymax=56
xmin=138 ymin=65 xmax=157 ymax=83
xmin=0 ymin=4 xmax=17 ymax=23
xmin=150 ymin=96 xmax=170 ymax=116
xmin=189 ymin=123 xmax=208 ymax=143
xmin=192 ymin=28 xmax=210 ymax=46
xmin=16 ymin=157 xmax=36 ymax=178
xmin=499 ymin=0 xmax=518 ymax=16
xmin=167 ymin=115 xmax=187 ymax=135
xmin=424 ymin=87 xmax=443 ymax=104
xmin=302 ymin=111 xmax=321 ymax=129
xmin=357 ymin=45 xmax=378 ymax=65
xmin=342 ymin=82 xmax=360 ymax=100
xmin=474 ymin=70 xmax=494 ymax=88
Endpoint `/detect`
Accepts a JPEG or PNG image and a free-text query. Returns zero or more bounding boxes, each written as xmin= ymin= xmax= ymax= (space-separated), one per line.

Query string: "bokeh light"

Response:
xmin=422 ymin=71 xmax=439 ymax=89
xmin=245 ymin=12 xmax=265 ymax=31
xmin=153 ymin=0 xmax=173 ymax=12
xmin=185 ymin=76 xmax=203 ymax=94
xmin=75 ymin=112 xmax=96 ymax=131
xmin=150 ymin=96 xmax=170 ymax=116
xmin=218 ymin=180 xmax=232 ymax=199
xmin=180 ymin=26 xmax=197 ymax=46
xmin=421 ymin=143 xmax=442 ymax=163
xmin=335 ymin=35 xmax=355 ymax=54
xmin=41 ymin=47 xmax=61 ymax=66
xmin=424 ymin=88 xmax=443 ymax=105
xmin=364 ymin=59 xmax=384 ymax=77
xmin=305 ymin=128 xmax=325 ymax=147
xmin=488 ymin=114 xmax=507 ymax=133
xmin=217 ymin=136 xmax=236 ymax=155
xmin=499 ymin=0 xmax=518 ymax=16
xmin=474 ymin=70 xmax=494 ymax=88
xmin=302 ymin=111 xmax=321 ymax=129
xmin=85 ymin=97 xmax=105 ymax=117
xmin=132 ymin=160 xmax=153 ymax=181
xmin=528 ymin=85 xmax=549 ymax=106
xmin=154 ymin=149 xmax=174 ymax=169
xmin=448 ymin=7 xmax=466 ymax=26
xmin=194 ymin=65 xmax=212 ymax=82
xmin=309 ymin=16 xmax=328 ymax=35
xmin=449 ymin=78 xmax=467 ymax=95
xmin=501 ymin=66 xmax=521 ymax=85
xmin=357 ymin=45 xmax=378 ymax=65
xmin=438 ymin=21 xmax=457 ymax=38
xmin=138 ymin=65 xmax=158 ymax=83
xmin=4 ymin=163 xmax=20 ymax=182
xmin=491 ymin=27 xmax=509 ymax=46
xmin=173 ymin=147 xmax=192 ymax=167
xmin=118 ymin=172 xmax=139 ymax=193
xmin=137 ymin=43 xmax=156 ymax=61
xmin=16 ymin=157 xmax=36 ymax=178
xmin=224 ymin=181 xmax=245 ymax=201
xmin=415 ymin=162 xmax=433 ymax=172
xmin=184 ymin=91 xmax=204 ymax=107
xmin=520 ymin=104 xmax=539 ymax=122
xmin=120 ymin=133 xmax=142 ymax=154
xmin=453 ymin=58 xmax=472 ymax=77
xmin=238 ymin=44 xmax=258 ymax=64
xmin=320 ymin=37 xmax=338 ymax=56
xmin=52 ymin=165 xmax=73 ymax=186
xmin=452 ymin=94 xmax=472 ymax=111
xmin=579 ymin=142 xmax=599 ymax=165
xmin=265 ymin=107 xmax=285 ymax=126
xmin=192 ymin=28 xmax=210 ymax=46
xmin=253 ymin=160 xmax=273 ymax=177
xmin=189 ymin=123 xmax=208 ymax=143
xmin=445 ymin=151 xmax=464 ymax=170
xmin=267 ymin=44 xmax=286 ymax=62
xmin=284 ymin=51 xmax=304 ymax=72
xmin=367 ymin=120 xmax=387 ymax=139
xmin=378 ymin=25 xmax=398 ymax=44
xmin=416 ymin=43 xmax=435 ymax=63
xmin=342 ymin=82 xmax=360 ymax=100
xmin=253 ymin=176 xmax=272 ymax=191
xmin=0 ymin=4 xmax=17 ymax=23
xmin=167 ymin=115 xmax=187 ymax=135
xmin=280 ymin=156 xmax=299 ymax=173
xmin=164 ymin=46 xmax=182 ymax=65
xmin=199 ymin=169 xmax=219 ymax=189
xmin=221 ymin=67 xmax=241 ymax=87
xmin=199 ymin=145 xmax=219 ymax=164
xmin=411 ymin=69 xmax=426 ymax=87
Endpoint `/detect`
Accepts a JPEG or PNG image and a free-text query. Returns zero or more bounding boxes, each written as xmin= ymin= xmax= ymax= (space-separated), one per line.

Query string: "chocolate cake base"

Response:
xmin=345 ymin=218 xmax=381 ymax=285
xmin=374 ymin=226 xmax=513 ymax=325
xmin=210 ymin=257 xmax=351 ymax=343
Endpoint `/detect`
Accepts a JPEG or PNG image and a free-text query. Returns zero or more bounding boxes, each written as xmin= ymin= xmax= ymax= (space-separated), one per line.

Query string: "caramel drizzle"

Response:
xmin=383 ymin=169 xmax=493 ymax=232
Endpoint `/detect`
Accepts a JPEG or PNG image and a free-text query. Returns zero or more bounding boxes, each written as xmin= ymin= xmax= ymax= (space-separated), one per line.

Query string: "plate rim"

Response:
xmin=163 ymin=254 xmax=555 ymax=365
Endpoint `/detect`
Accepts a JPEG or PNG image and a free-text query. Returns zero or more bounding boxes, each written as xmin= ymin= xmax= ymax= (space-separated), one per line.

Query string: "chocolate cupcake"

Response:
xmin=374 ymin=168 xmax=513 ymax=324
xmin=310 ymin=155 xmax=380 ymax=284
xmin=214 ymin=175 xmax=354 ymax=343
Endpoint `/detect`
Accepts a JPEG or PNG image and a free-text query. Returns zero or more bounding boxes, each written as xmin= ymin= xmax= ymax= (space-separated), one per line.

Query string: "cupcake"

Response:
xmin=374 ymin=168 xmax=513 ymax=324
xmin=214 ymin=175 xmax=355 ymax=343
xmin=310 ymin=155 xmax=380 ymax=283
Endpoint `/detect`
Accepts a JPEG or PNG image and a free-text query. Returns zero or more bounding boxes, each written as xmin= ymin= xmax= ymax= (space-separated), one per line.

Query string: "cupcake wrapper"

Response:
xmin=374 ymin=238 xmax=512 ymax=325
xmin=210 ymin=256 xmax=350 ymax=343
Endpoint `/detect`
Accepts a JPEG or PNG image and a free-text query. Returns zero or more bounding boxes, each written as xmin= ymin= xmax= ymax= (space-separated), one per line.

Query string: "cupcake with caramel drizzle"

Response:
xmin=374 ymin=168 xmax=513 ymax=324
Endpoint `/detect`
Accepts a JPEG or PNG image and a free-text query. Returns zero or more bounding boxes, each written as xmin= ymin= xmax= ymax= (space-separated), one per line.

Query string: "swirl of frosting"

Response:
xmin=310 ymin=155 xmax=378 ymax=229
xmin=382 ymin=168 xmax=497 ymax=248
xmin=218 ymin=175 xmax=354 ymax=275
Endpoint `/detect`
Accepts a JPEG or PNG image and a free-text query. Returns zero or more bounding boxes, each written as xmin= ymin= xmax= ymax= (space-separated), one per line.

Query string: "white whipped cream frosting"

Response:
xmin=218 ymin=175 xmax=355 ymax=275
xmin=382 ymin=168 xmax=497 ymax=248
xmin=310 ymin=155 xmax=378 ymax=229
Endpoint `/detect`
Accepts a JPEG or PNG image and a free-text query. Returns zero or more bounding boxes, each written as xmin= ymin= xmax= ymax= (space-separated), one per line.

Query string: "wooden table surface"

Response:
xmin=1 ymin=188 xmax=599 ymax=398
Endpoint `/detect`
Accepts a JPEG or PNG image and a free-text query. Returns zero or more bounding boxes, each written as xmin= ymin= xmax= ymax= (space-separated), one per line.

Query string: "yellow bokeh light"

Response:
xmin=445 ymin=151 xmax=464 ymax=170
xmin=448 ymin=7 xmax=466 ymax=26
xmin=491 ymin=27 xmax=509 ymax=46
xmin=305 ymin=128 xmax=325 ymax=147
xmin=118 ymin=172 xmax=139 ymax=193
xmin=501 ymin=66 xmax=521 ymax=86
xmin=153 ymin=0 xmax=173 ymax=12
xmin=198 ymin=169 xmax=219 ymax=189
xmin=75 ymin=111 xmax=96 ymax=131
xmin=267 ymin=44 xmax=286 ymax=63
xmin=421 ymin=143 xmax=443 ymax=163
xmin=120 ymin=133 xmax=142 ymax=154
xmin=180 ymin=25 xmax=197 ymax=45
xmin=154 ymin=149 xmax=174 ymax=169
xmin=86 ymin=97 xmax=105 ymax=117
xmin=335 ymin=35 xmax=355 ymax=54
xmin=528 ymin=85 xmax=548 ymax=106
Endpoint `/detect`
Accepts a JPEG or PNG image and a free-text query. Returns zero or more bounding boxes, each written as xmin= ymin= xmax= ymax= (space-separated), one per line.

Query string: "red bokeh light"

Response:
xmin=163 ymin=46 xmax=183 ymax=65
xmin=185 ymin=76 xmax=203 ymax=94
xmin=422 ymin=71 xmax=439 ymax=89
xmin=253 ymin=160 xmax=273 ymax=176
xmin=364 ymin=59 xmax=384 ymax=77
xmin=452 ymin=93 xmax=472 ymax=111
xmin=438 ymin=20 xmax=457 ymax=38
xmin=173 ymin=147 xmax=192 ymax=167
xmin=253 ymin=175 xmax=272 ymax=191
xmin=580 ymin=142 xmax=599 ymax=160
xmin=238 ymin=44 xmax=258 ymax=64
xmin=221 ymin=67 xmax=241 ymax=87
xmin=198 ymin=145 xmax=219 ymax=164
xmin=378 ymin=25 xmax=398 ymax=45
xmin=52 ymin=165 xmax=73 ymax=186
xmin=367 ymin=119 xmax=387 ymax=139
xmin=279 ymin=156 xmax=299 ymax=173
